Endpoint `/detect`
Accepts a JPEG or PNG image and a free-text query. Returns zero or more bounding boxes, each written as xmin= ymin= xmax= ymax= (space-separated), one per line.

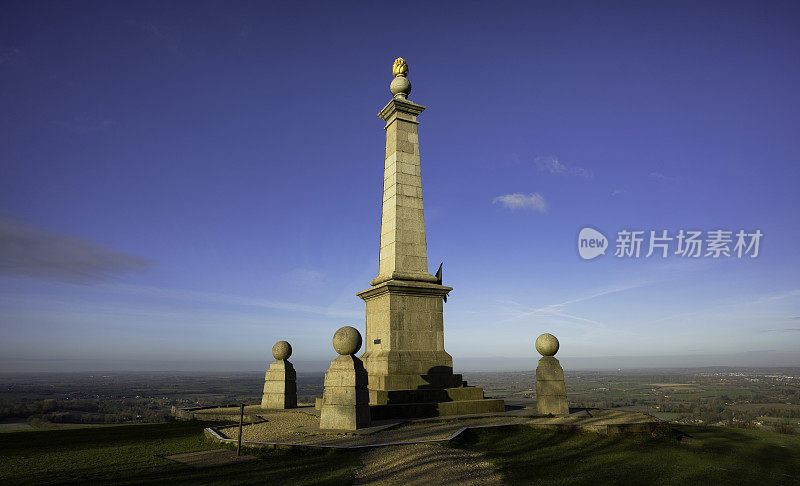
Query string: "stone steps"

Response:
xmin=381 ymin=386 xmax=486 ymax=404
xmin=370 ymin=398 xmax=505 ymax=420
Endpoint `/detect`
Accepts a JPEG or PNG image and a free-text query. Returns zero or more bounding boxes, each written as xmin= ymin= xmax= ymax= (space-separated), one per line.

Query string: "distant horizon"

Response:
xmin=2 ymin=349 xmax=798 ymax=374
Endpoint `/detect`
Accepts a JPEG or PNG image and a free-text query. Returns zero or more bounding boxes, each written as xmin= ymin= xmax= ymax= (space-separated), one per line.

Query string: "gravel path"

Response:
xmin=354 ymin=443 xmax=503 ymax=485
xmin=214 ymin=409 xmax=660 ymax=447
xmin=219 ymin=415 xmax=532 ymax=447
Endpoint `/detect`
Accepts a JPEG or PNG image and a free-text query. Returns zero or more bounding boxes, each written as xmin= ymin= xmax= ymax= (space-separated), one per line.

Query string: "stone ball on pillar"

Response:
xmin=332 ymin=326 xmax=362 ymax=356
xmin=535 ymin=333 xmax=559 ymax=357
xmin=390 ymin=76 xmax=411 ymax=99
xmin=272 ymin=340 xmax=292 ymax=360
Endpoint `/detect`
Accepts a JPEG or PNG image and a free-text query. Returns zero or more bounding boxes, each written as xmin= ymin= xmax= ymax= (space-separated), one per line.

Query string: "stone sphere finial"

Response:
xmin=272 ymin=340 xmax=292 ymax=360
xmin=332 ymin=326 xmax=362 ymax=355
xmin=390 ymin=57 xmax=411 ymax=100
xmin=535 ymin=333 xmax=559 ymax=357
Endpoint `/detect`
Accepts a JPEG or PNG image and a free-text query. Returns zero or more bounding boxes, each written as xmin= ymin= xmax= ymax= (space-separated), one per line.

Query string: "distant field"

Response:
xmin=732 ymin=403 xmax=800 ymax=411
xmin=650 ymin=412 xmax=682 ymax=421
xmin=465 ymin=368 xmax=800 ymax=431
xmin=2 ymin=368 xmax=798 ymax=440
xmin=0 ymin=419 xmax=113 ymax=433
xmin=2 ymin=421 xmax=799 ymax=485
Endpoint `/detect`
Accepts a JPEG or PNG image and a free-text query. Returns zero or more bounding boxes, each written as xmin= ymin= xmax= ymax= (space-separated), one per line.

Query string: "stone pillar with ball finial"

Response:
xmin=261 ymin=341 xmax=297 ymax=409
xmin=319 ymin=326 xmax=371 ymax=429
xmin=535 ymin=333 xmax=570 ymax=416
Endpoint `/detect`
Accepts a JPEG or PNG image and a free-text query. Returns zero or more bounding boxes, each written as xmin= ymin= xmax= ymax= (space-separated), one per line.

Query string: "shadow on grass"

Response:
xmin=6 ymin=421 xmax=799 ymax=485
xmin=1 ymin=421 xmax=360 ymax=485
xmin=120 ymin=446 xmax=361 ymax=486
xmin=453 ymin=424 xmax=800 ymax=485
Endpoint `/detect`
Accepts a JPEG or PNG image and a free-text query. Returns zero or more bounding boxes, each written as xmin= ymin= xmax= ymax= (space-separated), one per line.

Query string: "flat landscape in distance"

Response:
xmin=1 ymin=368 xmax=799 ymax=484
xmin=0 ymin=371 xmax=322 ymax=431
xmin=470 ymin=367 xmax=800 ymax=432
xmin=2 ymin=367 xmax=798 ymax=433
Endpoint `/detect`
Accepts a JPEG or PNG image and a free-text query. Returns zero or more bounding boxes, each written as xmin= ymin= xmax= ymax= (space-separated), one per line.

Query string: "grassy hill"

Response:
xmin=0 ymin=421 xmax=360 ymax=485
xmin=454 ymin=425 xmax=800 ymax=485
xmin=1 ymin=421 xmax=798 ymax=485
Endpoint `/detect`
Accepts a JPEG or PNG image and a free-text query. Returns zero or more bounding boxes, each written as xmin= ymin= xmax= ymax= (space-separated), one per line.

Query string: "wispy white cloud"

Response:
xmin=534 ymin=156 xmax=593 ymax=179
xmin=0 ymin=281 xmax=362 ymax=337
xmin=492 ymin=193 xmax=547 ymax=213
xmin=611 ymin=189 xmax=626 ymax=197
xmin=500 ymin=283 xmax=653 ymax=327
xmin=642 ymin=308 xmax=708 ymax=326
xmin=643 ymin=289 xmax=800 ymax=326
xmin=751 ymin=289 xmax=800 ymax=305
xmin=104 ymin=283 xmax=361 ymax=319
xmin=0 ymin=47 xmax=22 ymax=65
xmin=650 ymin=172 xmax=680 ymax=183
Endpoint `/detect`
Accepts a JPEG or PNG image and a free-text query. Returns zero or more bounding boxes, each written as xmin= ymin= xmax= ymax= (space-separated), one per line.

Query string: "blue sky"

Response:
xmin=1 ymin=1 xmax=799 ymax=371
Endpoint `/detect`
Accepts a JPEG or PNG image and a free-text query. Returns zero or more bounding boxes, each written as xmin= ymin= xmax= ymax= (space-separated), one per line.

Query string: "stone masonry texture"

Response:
xmin=261 ymin=359 xmax=297 ymax=409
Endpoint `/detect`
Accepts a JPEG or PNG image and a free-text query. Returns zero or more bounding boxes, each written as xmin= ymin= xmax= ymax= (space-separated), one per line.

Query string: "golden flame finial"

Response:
xmin=392 ymin=58 xmax=408 ymax=77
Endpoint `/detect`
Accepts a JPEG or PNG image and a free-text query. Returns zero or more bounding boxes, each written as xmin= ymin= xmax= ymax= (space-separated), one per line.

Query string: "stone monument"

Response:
xmin=356 ymin=58 xmax=504 ymax=418
xmin=535 ymin=333 xmax=569 ymax=416
xmin=261 ymin=340 xmax=297 ymax=409
xmin=319 ymin=326 xmax=371 ymax=429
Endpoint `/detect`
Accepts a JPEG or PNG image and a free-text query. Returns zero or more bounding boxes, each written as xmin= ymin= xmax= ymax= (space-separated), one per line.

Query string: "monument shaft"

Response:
xmin=372 ymin=99 xmax=437 ymax=286
xmin=358 ymin=95 xmax=461 ymax=405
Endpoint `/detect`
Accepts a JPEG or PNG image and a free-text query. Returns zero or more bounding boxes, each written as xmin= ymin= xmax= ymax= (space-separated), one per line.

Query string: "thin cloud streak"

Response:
xmin=493 ymin=193 xmax=547 ymax=212
xmin=52 ymin=117 xmax=115 ymax=133
xmin=650 ymin=172 xmax=680 ymax=183
xmin=499 ymin=282 xmax=654 ymax=327
xmin=0 ymin=47 xmax=22 ymax=65
xmin=106 ymin=283 xmax=362 ymax=319
xmin=534 ymin=156 xmax=593 ymax=179
xmin=0 ymin=213 xmax=151 ymax=284
xmin=642 ymin=289 xmax=800 ymax=326
xmin=751 ymin=289 xmax=800 ymax=304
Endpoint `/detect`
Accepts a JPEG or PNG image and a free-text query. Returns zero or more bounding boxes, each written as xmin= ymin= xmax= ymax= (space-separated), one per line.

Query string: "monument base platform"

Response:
xmin=203 ymin=407 xmax=669 ymax=450
xmin=370 ymin=398 xmax=505 ymax=420
xmin=367 ymin=385 xmax=505 ymax=420
xmin=369 ymin=383 xmax=475 ymax=405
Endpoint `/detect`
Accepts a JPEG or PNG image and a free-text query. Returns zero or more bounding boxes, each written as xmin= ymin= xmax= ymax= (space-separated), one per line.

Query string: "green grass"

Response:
xmin=759 ymin=416 xmax=800 ymax=426
xmin=4 ymin=420 xmax=800 ymax=485
xmin=453 ymin=425 xmax=800 ymax=485
xmin=0 ymin=421 xmax=360 ymax=485
xmin=650 ymin=411 xmax=682 ymax=421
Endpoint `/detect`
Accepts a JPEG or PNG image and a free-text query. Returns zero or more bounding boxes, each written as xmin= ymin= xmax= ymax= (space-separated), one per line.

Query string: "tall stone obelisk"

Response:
xmin=357 ymin=58 xmax=464 ymax=406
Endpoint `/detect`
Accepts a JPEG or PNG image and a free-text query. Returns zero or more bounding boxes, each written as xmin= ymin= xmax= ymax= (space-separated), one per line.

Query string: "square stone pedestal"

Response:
xmin=261 ymin=359 xmax=297 ymax=409
xmin=536 ymin=356 xmax=569 ymax=415
xmin=320 ymin=354 xmax=371 ymax=430
xmin=357 ymin=279 xmax=505 ymax=418
xmin=358 ymin=280 xmax=461 ymax=403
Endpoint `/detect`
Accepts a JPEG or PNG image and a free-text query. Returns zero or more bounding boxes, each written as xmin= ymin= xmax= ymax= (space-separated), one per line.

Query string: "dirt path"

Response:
xmin=353 ymin=443 xmax=503 ymax=485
